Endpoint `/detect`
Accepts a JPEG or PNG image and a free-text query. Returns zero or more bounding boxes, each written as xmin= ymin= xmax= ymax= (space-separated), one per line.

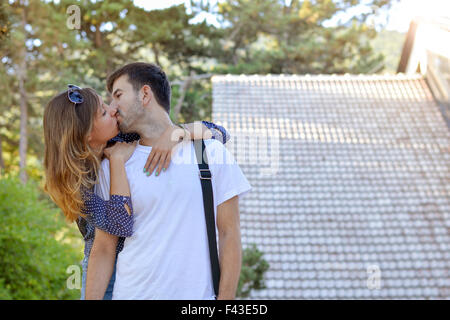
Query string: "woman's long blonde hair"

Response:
xmin=43 ymin=87 xmax=101 ymax=222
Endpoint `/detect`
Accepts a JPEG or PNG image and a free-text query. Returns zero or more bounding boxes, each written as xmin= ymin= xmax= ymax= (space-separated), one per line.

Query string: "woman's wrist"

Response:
xmin=175 ymin=124 xmax=189 ymax=141
xmin=110 ymin=154 xmax=126 ymax=163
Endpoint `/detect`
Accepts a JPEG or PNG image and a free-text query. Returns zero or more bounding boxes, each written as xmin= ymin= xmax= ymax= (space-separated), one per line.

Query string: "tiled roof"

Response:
xmin=212 ymin=74 xmax=450 ymax=299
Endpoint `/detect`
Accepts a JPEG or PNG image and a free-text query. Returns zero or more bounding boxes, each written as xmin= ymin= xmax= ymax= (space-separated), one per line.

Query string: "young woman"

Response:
xmin=43 ymin=85 xmax=229 ymax=299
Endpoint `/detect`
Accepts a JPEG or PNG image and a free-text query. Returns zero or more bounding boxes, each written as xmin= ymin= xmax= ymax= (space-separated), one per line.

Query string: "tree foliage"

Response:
xmin=192 ymin=0 xmax=392 ymax=74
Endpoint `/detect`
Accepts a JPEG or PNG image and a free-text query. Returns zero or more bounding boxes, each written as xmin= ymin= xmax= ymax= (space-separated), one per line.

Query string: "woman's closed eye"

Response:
xmin=101 ymin=104 xmax=108 ymax=116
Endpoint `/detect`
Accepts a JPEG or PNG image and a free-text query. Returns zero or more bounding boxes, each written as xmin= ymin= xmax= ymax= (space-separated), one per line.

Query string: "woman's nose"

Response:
xmin=108 ymin=104 xmax=118 ymax=117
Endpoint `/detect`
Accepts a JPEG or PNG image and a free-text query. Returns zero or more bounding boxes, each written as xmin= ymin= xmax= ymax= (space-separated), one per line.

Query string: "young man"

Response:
xmin=85 ymin=62 xmax=251 ymax=300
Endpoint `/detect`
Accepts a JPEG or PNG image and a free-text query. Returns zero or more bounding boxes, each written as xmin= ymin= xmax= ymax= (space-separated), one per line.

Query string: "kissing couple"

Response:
xmin=43 ymin=62 xmax=252 ymax=300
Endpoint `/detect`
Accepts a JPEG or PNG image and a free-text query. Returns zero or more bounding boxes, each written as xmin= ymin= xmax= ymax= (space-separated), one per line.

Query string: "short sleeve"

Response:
xmin=81 ymin=187 xmax=134 ymax=237
xmin=204 ymin=140 xmax=252 ymax=206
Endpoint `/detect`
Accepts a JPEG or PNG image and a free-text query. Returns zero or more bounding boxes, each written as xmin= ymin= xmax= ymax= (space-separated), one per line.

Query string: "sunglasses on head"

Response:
xmin=67 ymin=84 xmax=84 ymax=105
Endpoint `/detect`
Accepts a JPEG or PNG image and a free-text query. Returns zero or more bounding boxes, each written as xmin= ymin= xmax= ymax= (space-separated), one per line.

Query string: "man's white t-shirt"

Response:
xmin=95 ymin=139 xmax=252 ymax=300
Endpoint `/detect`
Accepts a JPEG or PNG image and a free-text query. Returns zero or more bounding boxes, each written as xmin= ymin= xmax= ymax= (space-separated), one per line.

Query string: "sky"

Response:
xmin=133 ymin=0 xmax=450 ymax=33
xmin=384 ymin=0 xmax=450 ymax=32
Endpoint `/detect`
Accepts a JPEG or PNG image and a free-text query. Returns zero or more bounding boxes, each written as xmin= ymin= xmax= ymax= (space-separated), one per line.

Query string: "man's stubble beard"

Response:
xmin=118 ymin=98 xmax=144 ymax=133
xmin=118 ymin=98 xmax=166 ymax=139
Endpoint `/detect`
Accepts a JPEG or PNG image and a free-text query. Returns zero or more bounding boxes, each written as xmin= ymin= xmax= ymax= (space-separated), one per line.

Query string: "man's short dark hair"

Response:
xmin=107 ymin=62 xmax=171 ymax=114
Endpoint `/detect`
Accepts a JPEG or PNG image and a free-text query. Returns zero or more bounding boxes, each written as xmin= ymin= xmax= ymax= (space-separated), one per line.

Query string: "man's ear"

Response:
xmin=141 ymin=85 xmax=153 ymax=107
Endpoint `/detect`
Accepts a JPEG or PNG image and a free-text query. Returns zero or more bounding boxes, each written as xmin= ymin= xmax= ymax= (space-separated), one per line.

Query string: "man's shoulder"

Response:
xmin=203 ymin=138 xmax=226 ymax=153
xmin=203 ymin=139 xmax=236 ymax=166
xmin=176 ymin=139 xmax=226 ymax=158
xmin=182 ymin=138 xmax=223 ymax=150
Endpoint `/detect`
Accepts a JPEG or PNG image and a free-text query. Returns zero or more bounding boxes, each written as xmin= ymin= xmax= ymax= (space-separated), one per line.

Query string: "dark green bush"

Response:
xmin=237 ymin=244 xmax=270 ymax=298
xmin=0 ymin=175 xmax=82 ymax=299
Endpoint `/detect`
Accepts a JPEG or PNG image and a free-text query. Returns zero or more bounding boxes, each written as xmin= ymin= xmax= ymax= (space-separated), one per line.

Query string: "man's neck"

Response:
xmin=136 ymin=109 xmax=173 ymax=147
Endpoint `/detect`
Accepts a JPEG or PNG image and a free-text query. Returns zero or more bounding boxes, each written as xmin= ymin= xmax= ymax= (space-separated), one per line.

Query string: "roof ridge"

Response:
xmin=211 ymin=73 xmax=424 ymax=81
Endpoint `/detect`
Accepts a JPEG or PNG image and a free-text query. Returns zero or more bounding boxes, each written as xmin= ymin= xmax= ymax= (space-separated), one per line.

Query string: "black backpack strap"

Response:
xmin=193 ymin=139 xmax=221 ymax=298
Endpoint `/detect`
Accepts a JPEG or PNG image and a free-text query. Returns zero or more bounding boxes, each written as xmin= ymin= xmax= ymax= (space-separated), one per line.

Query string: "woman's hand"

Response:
xmin=104 ymin=141 xmax=137 ymax=163
xmin=143 ymin=124 xmax=187 ymax=177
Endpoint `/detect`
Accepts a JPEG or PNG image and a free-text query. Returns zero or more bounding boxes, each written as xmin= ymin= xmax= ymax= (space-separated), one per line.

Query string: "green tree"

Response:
xmin=52 ymin=0 xmax=138 ymax=92
xmin=1 ymin=0 xmax=80 ymax=181
xmin=193 ymin=0 xmax=393 ymax=74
